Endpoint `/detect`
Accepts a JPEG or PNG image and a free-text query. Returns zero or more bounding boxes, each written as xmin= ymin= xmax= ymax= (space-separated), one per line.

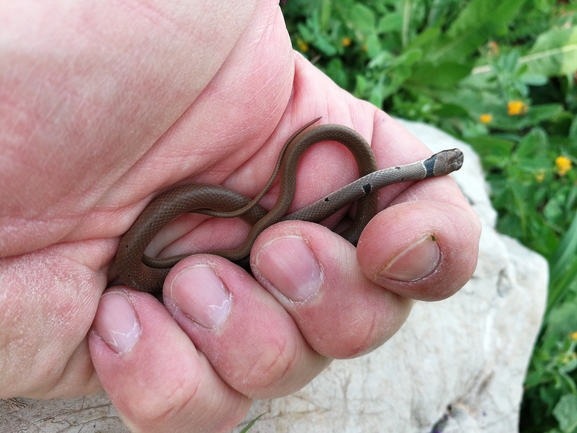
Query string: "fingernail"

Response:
xmin=378 ymin=234 xmax=440 ymax=282
xmin=255 ymin=236 xmax=323 ymax=302
xmin=169 ymin=264 xmax=231 ymax=329
xmin=93 ymin=291 xmax=142 ymax=355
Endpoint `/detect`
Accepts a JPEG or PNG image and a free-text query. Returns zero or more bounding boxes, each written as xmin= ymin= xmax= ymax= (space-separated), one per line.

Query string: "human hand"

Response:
xmin=0 ymin=1 xmax=480 ymax=432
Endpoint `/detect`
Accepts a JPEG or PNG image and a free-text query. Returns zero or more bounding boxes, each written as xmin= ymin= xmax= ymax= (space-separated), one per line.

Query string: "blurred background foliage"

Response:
xmin=281 ymin=0 xmax=577 ymax=431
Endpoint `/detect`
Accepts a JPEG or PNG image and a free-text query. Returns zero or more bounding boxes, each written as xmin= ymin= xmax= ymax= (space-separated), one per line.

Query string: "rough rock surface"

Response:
xmin=0 ymin=120 xmax=548 ymax=433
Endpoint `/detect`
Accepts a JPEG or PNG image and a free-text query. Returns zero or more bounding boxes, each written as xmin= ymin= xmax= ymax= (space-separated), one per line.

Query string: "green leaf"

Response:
xmin=520 ymin=73 xmax=548 ymax=86
xmin=319 ymin=0 xmax=332 ymax=29
xmin=377 ymin=12 xmax=403 ymax=33
xmin=369 ymin=80 xmax=386 ymax=107
xmin=410 ymin=61 xmax=472 ymax=88
xmin=346 ymin=3 xmax=376 ymax=34
xmin=354 ymin=74 xmax=368 ymax=96
xmin=466 ymin=136 xmax=515 ymax=161
xmin=434 ymin=102 xmax=469 ymax=118
xmin=424 ymin=0 xmax=527 ymax=64
xmin=485 ymin=104 xmax=563 ymax=131
xmin=297 ymin=22 xmax=314 ymax=42
xmin=406 ymin=26 xmax=441 ymax=51
xmin=447 ymin=0 xmax=526 ymax=38
xmin=570 ymin=117 xmax=577 ymax=141
xmin=367 ymin=50 xmax=396 ymax=69
xmin=524 ymin=27 xmax=577 ymax=77
xmin=239 ymin=414 xmax=265 ymax=433
xmin=553 ymin=394 xmax=577 ymax=433
xmin=526 ymin=104 xmax=564 ymax=125
xmin=400 ymin=0 xmax=412 ymax=48
xmin=396 ymin=48 xmax=423 ymax=67
xmin=365 ymin=33 xmax=383 ymax=58
xmin=313 ymin=34 xmax=338 ymax=56
xmin=550 ymin=248 xmax=577 ymax=291
xmin=367 ymin=48 xmax=421 ymax=70
xmin=550 ymin=210 xmax=577 ymax=295
xmin=516 ymin=127 xmax=547 ymax=158
xmin=325 ymin=58 xmax=349 ymax=88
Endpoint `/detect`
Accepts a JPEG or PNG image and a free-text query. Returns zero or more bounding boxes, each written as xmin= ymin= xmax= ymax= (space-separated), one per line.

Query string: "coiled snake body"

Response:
xmin=116 ymin=119 xmax=464 ymax=294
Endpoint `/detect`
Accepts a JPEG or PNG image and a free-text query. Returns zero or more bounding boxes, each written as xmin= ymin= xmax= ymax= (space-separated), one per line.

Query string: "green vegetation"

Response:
xmin=281 ymin=0 xmax=577 ymax=432
xmin=239 ymin=414 xmax=264 ymax=433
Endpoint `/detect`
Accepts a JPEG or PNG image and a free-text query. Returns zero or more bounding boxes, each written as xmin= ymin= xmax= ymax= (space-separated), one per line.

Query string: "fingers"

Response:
xmin=90 ymin=218 xmax=418 ymax=431
xmin=357 ymin=165 xmax=481 ymax=301
xmin=92 ymin=203 xmax=469 ymax=431
xmin=250 ymin=222 xmax=413 ymax=359
xmin=247 ymin=171 xmax=480 ymax=353
xmin=89 ymin=289 xmax=251 ymax=433
xmin=358 ymin=198 xmax=480 ymax=301
xmin=162 ymin=256 xmax=330 ymax=398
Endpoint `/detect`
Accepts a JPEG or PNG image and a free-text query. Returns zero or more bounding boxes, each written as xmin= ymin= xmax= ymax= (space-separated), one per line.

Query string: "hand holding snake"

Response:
xmin=1 ymin=3 xmax=481 ymax=432
xmin=116 ymin=118 xmax=464 ymax=293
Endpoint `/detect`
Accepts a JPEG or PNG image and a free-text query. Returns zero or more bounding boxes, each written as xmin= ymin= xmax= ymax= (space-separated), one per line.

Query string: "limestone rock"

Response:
xmin=232 ymin=120 xmax=548 ymax=433
xmin=0 ymin=120 xmax=548 ymax=433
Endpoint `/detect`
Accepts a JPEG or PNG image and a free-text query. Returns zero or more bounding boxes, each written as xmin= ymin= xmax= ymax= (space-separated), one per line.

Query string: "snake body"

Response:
xmin=116 ymin=120 xmax=464 ymax=293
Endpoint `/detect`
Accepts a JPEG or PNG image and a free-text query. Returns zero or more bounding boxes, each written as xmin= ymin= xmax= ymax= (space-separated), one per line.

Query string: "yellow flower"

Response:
xmin=507 ymin=100 xmax=528 ymax=116
xmin=296 ymin=39 xmax=308 ymax=52
xmin=479 ymin=113 xmax=493 ymax=124
xmin=342 ymin=37 xmax=352 ymax=47
xmin=556 ymin=156 xmax=572 ymax=176
xmin=488 ymin=41 xmax=500 ymax=56
xmin=570 ymin=331 xmax=577 ymax=341
xmin=535 ymin=170 xmax=545 ymax=182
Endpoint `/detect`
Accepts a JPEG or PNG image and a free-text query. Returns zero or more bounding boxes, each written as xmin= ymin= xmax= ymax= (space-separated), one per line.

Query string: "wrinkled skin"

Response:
xmin=0 ymin=1 xmax=481 ymax=432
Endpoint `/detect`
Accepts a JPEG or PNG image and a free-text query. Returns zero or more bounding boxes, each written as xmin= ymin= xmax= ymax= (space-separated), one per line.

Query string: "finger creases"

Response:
xmin=357 ymin=198 xmax=481 ymax=301
xmin=89 ymin=289 xmax=250 ymax=433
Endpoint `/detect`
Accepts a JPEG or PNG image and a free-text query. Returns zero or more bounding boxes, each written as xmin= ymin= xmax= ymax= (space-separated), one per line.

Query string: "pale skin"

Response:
xmin=0 ymin=1 xmax=481 ymax=432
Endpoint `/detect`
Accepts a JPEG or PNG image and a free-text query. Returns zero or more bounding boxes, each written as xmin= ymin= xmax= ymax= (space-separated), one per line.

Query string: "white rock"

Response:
xmin=0 ymin=120 xmax=548 ymax=433
xmin=232 ymin=119 xmax=548 ymax=433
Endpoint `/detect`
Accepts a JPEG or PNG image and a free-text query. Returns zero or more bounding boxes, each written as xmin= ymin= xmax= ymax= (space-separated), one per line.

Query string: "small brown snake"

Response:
xmin=116 ymin=118 xmax=464 ymax=293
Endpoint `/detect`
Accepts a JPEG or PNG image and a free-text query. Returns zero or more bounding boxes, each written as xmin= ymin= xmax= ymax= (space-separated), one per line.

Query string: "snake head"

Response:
xmin=431 ymin=148 xmax=464 ymax=176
